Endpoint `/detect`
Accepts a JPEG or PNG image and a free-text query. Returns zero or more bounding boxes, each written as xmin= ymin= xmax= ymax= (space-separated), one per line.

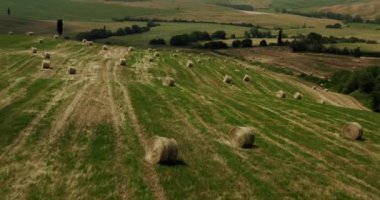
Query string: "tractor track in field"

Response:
xmin=110 ymin=48 xmax=167 ymax=200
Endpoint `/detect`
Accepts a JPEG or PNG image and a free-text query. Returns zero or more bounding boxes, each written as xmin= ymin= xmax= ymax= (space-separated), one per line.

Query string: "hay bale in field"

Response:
xmin=276 ymin=90 xmax=286 ymax=98
xmin=148 ymin=48 xmax=153 ymax=52
xmin=324 ymin=88 xmax=329 ymax=92
xmin=68 ymin=67 xmax=76 ymax=75
xmin=26 ymin=32 xmax=35 ymax=36
xmin=87 ymin=41 xmax=94 ymax=46
xmin=312 ymin=86 xmax=317 ymax=90
xmin=223 ymin=75 xmax=232 ymax=84
xmin=53 ymin=35 xmax=59 ymax=40
xmin=120 ymin=58 xmax=127 ymax=66
xmin=229 ymin=127 xmax=255 ymax=148
xmin=44 ymin=52 xmax=51 ymax=59
xmin=162 ymin=77 xmax=175 ymax=86
xmin=128 ymin=47 xmax=135 ymax=52
xmin=148 ymin=57 xmax=154 ymax=62
xmin=145 ymin=136 xmax=179 ymax=165
xmin=82 ymin=39 xmax=88 ymax=43
xmin=186 ymin=60 xmax=193 ymax=68
xmin=154 ymin=52 xmax=160 ymax=57
xmin=243 ymin=74 xmax=251 ymax=82
xmin=102 ymin=45 xmax=109 ymax=50
xmin=293 ymin=92 xmax=302 ymax=100
xmin=31 ymin=47 xmax=37 ymax=54
xmin=318 ymin=99 xmax=325 ymax=104
xmin=173 ymin=53 xmax=178 ymax=57
xmin=8 ymin=31 xmax=13 ymax=35
xmin=42 ymin=60 xmax=50 ymax=69
xmin=341 ymin=122 xmax=363 ymax=140
xmin=245 ymin=66 xmax=249 ymax=70
xmin=38 ymin=39 xmax=43 ymax=44
xmin=196 ymin=59 xmax=201 ymax=63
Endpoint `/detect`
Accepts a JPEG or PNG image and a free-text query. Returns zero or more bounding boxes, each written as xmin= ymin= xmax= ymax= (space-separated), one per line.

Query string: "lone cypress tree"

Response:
xmin=57 ymin=19 xmax=63 ymax=36
xmin=277 ymin=29 xmax=283 ymax=46
xmin=7 ymin=7 xmax=10 ymax=16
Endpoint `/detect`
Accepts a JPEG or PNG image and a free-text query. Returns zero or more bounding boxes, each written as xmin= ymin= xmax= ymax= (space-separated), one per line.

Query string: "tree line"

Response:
xmin=329 ymin=66 xmax=380 ymax=112
xmin=76 ymin=24 xmax=150 ymax=41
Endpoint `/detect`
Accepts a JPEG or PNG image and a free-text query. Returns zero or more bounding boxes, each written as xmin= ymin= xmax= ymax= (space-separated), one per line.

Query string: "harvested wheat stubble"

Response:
xmin=229 ymin=127 xmax=255 ymax=148
xmin=31 ymin=47 xmax=37 ymax=54
xmin=341 ymin=122 xmax=363 ymax=140
xmin=145 ymin=136 xmax=179 ymax=165
xmin=53 ymin=35 xmax=59 ymax=39
xmin=26 ymin=32 xmax=35 ymax=36
xmin=44 ymin=52 xmax=51 ymax=59
xmin=162 ymin=77 xmax=175 ymax=86
xmin=243 ymin=74 xmax=251 ymax=82
xmin=68 ymin=67 xmax=76 ymax=75
xmin=186 ymin=60 xmax=194 ymax=68
xmin=102 ymin=45 xmax=109 ymax=50
xmin=224 ymin=75 xmax=232 ymax=84
xmin=276 ymin=90 xmax=286 ymax=98
xmin=120 ymin=58 xmax=127 ymax=66
xmin=293 ymin=92 xmax=303 ymax=100
xmin=42 ymin=60 xmax=50 ymax=69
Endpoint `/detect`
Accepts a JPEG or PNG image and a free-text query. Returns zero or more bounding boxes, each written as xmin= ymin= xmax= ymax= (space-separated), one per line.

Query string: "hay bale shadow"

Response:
xmin=160 ymin=159 xmax=187 ymax=167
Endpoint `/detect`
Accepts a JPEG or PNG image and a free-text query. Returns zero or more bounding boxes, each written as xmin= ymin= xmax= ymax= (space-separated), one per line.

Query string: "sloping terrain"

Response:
xmin=0 ymin=36 xmax=380 ymax=199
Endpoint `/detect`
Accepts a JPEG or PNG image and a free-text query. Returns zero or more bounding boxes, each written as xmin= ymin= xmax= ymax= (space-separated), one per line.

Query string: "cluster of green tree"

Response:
xmin=216 ymin=3 xmax=254 ymax=11
xmin=329 ymin=66 xmax=380 ymax=112
xmin=204 ymin=41 xmax=229 ymax=49
xmin=244 ymin=27 xmax=275 ymax=38
xmin=149 ymin=38 xmax=166 ymax=45
xmin=291 ymin=33 xmax=378 ymax=44
xmin=112 ymin=17 xmax=255 ymax=27
xmin=290 ymin=33 xmax=365 ymax=57
xmin=76 ymin=24 xmax=150 ymax=41
xmin=325 ymin=23 xmax=342 ymax=29
xmin=277 ymin=9 xmax=380 ymax=24
xmin=169 ymin=30 xmax=227 ymax=46
xmin=231 ymin=39 xmax=253 ymax=48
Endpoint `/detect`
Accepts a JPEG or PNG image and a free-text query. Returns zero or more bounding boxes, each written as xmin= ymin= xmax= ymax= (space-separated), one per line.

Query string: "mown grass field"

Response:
xmin=0 ymin=35 xmax=379 ymax=199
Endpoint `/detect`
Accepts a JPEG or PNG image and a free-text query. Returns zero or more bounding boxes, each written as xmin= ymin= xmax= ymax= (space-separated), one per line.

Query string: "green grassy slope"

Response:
xmin=0 ymin=36 xmax=379 ymax=199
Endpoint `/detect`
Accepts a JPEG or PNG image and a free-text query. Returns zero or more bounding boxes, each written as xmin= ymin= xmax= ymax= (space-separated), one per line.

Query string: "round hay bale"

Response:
xmin=229 ymin=127 xmax=255 ymax=148
xmin=162 ymin=77 xmax=175 ymax=87
xmin=128 ymin=47 xmax=135 ymax=52
xmin=341 ymin=122 xmax=363 ymax=140
xmin=44 ymin=52 xmax=51 ymax=59
xmin=38 ymin=39 xmax=43 ymax=44
xmin=324 ymin=88 xmax=329 ymax=92
xmin=120 ymin=58 xmax=127 ymax=66
xmin=245 ymin=66 xmax=249 ymax=70
xmin=68 ymin=67 xmax=76 ymax=75
xmin=312 ymin=86 xmax=317 ymax=90
xmin=26 ymin=32 xmax=35 ymax=36
xmin=318 ymin=99 xmax=325 ymax=104
xmin=223 ymin=75 xmax=232 ymax=84
xmin=82 ymin=39 xmax=88 ymax=43
xmin=87 ymin=41 xmax=94 ymax=46
xmin=154 ymin=52 xmax=160 ymax=57
xmin=31 ymin=47 xmax=37 ymax=54
xmin=293 ymin=92 xmax=303 ymax=100
xmin=53 ymin=35 xmax=59 ymax=40
xmin=145 ymin=136 xmax=178 ymax=165
xmin=148 ymin=57 xmax=154 ymax=62
xmin=102 ymin=45 xmax=109 ymax=51
xmin=196 ymin=59 xmax=201 ymax=63
xmin=186 ymin=60 xmax=193 ymax=68
xmin=42 ymin=60 xmax=50 ymax=69
xmin=276 ymin=90 xmax=286 ymax=98
xmin=8 ymin=31 xmax=13 ymax=35
xmin=173 ymin=53 xmax=178 ymax=57
xmin=243 ymin=74 xmax=251 ymax=82
xmin=148 ymin=48 xmax=153 ymax=52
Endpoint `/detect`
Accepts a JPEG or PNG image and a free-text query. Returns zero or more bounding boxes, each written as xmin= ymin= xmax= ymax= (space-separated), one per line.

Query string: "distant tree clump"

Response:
xmin=277 ymin=29 xmax=283 ymax=46
xmin=232 ymin=40 xmax=242 ymax=48
xmin=57 ymin=19 xmax=63 ymax=36
xmin=248 ymin=27 xmax=273 ymax=38
xmin=170 ymin=34 xmax=191 ymax=46
xmin=204 ymin=41 xmax=228 ymax=49
xmin=326 ymin=23 xmax=342 ymax=29
xmin=76 ymin=24 xmax=150 ymax=41
xmin=7 ymin=7 xmax=10 ymax=16
xmin=259 ymin=40 xmax=268 ymax=47
xmin=241 ymin=38 xmax=253 ymax=47
xmin=149 ymin=38 xmax=166 ymax=45
xmin=211 ymin=30 xmax=227 ymax=39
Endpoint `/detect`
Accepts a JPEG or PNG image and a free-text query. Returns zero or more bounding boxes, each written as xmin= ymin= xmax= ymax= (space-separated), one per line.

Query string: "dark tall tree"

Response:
xmin=57 ymin=19 xmax=63 ymax=36
xmin=7 ymin=7 xmax=10 ymax=16
xmin=277 ymin=29 xmax=283 ymax=46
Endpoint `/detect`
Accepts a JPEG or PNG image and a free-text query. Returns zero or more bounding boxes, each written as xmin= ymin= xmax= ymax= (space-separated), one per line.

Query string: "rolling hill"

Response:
xmin=0 ymin=35 xmax=379 ymax=199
